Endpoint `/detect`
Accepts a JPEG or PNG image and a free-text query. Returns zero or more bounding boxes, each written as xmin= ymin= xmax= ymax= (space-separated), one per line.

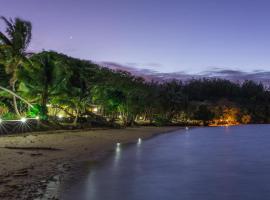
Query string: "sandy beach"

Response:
xmin=0 ymin=126 xmax=180 ymax=200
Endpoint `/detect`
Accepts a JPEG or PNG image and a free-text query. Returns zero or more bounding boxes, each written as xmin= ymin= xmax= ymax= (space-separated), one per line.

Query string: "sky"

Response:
xmin=1 ymin=0 xmax=270 ymax=74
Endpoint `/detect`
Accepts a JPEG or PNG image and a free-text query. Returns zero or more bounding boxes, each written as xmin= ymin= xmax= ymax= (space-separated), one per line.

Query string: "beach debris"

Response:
xmin=0 ymin=179 xmax=10 ymax=185
xmin=13 ymin=169 xmax=28 ymax=177
xmin=30 ymin=153 xmax=43 ymax=157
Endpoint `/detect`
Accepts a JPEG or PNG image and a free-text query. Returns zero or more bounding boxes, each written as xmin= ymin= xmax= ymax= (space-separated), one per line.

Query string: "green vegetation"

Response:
xmin=1 ymin=17 xmax=270 ymax=131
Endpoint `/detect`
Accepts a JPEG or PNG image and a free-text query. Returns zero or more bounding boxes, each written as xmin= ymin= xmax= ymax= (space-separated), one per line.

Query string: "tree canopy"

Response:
xmin=1 ymin=17 xmax=270 ymax=128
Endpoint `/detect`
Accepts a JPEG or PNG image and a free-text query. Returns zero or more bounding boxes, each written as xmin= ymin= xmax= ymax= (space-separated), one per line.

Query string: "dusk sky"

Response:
xmin=2 ymin=0 xmax=270 ymax=73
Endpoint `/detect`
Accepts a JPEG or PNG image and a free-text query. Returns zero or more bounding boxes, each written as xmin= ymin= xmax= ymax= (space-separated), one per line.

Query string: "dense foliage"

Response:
xmin=1 ymin=17 xmax=270 ymax=127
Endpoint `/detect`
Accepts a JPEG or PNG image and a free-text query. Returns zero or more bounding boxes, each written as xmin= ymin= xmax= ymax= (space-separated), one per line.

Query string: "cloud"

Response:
xmin=125 ymin=62 xmax=163 ymax=69
xmin=99 ymin=62 xmax=270 ymax=86
xmin=100 ymin=61 xmax=159 ymax=81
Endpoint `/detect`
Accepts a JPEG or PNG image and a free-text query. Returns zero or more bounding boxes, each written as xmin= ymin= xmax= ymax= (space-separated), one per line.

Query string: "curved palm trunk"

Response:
xmin=12 ymin=81 xmax=21 ymax=117
xmin=0 ymin=85 xmax=33 ymax=117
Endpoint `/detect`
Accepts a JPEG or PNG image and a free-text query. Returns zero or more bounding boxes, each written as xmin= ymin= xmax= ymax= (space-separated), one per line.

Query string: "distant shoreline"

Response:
xmin=0 ymin=126 xmax=181 ymax=199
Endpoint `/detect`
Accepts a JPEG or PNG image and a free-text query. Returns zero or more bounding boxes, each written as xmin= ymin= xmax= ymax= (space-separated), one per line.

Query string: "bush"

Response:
xmin=0 ymin=102 xmax=9 ymax=116
xmin=154 ymin=116 xmax=171 ymax=126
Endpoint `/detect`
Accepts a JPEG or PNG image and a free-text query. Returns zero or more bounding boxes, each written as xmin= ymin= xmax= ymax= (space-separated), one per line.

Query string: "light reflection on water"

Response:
xmin=61 ymin=125 xmax=270 ymax=200
xmin=113 ymin=144 xmax=122 ymax=169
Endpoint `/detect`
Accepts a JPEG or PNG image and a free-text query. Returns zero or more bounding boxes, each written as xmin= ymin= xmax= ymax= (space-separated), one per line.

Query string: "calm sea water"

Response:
xmin=61 ymin=125 xmax=270 ymax=200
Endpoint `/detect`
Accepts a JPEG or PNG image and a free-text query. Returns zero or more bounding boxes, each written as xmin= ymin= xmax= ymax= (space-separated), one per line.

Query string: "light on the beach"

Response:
xmin=138 ymin=138 xmax=142 ymax=144
xmin=185 ymin=127 xmax=189 ymax=130
xmin=20 ymin=117 xmax=27 ymax=123
xmin=117 ymin=142 xmax=121 ymax=147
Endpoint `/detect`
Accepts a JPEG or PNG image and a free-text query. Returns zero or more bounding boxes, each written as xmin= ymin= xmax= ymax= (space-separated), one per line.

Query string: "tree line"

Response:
xmin=1 ymin=17 xmax=270 ymax=128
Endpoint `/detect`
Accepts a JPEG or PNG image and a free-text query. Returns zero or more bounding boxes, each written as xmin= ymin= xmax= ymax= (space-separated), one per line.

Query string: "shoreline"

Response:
xmin=0 ymin=126 xmax=181 ymax=200
xmin=54 ymin=126 xmax=182 ymax=200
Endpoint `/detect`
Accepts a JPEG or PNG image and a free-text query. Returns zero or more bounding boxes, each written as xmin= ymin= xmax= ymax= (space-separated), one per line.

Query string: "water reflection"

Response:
xmin=113 ymin=143 xmax=122 ymax=169
xmin=62 ymin=125 xmax=270 ymax=200
xmin=136 ymin=138 xmax=142 ymax=159
xmin=137 ymin=138 xmax=142 ymax=146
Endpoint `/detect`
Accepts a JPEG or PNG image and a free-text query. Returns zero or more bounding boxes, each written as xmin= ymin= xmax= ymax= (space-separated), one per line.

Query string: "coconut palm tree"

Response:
xmin=18 ymin=51 xmax=72 ymax=119
xmin=0 ymin=16 xmax=32 ymax=116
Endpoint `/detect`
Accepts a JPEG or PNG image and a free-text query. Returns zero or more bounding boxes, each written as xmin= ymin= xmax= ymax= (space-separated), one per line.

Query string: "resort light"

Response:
xmin=93 ymin=107 xmax=98 ymax=113
xmin=20 ymin=117 xmax=27 ymax=123
xmin=58 ymin=114 xmax=63 ymax=119
xmin=138 ymin=138 xmax=142 ymax=144
xmin=117 ymin=142 xmax=121 ymax=147
xmin=185 ymin=127 xmax=189 ymax=130
xmin=0 ymin=118 xmax=2 ymax=124
xmin=36 ymin=116 xmax=40 ymax=120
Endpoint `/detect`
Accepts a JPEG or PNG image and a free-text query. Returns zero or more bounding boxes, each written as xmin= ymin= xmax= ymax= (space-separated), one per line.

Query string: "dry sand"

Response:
xmin=0 ymin=126 xmax=180 ymax=200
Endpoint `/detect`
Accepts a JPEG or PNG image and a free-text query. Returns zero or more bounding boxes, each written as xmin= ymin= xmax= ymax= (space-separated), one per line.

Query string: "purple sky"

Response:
xmin=2 ymin=0 xmax=270 ymax=73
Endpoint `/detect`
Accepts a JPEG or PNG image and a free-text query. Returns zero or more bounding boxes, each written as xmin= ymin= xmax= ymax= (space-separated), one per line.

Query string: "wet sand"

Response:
xmin=0 ymin=126 xmax=180 ymax=200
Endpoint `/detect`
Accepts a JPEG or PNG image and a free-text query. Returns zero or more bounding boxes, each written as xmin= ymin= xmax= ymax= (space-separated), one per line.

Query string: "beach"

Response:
xmin=0 ymin=126 xmax=180 ymax=200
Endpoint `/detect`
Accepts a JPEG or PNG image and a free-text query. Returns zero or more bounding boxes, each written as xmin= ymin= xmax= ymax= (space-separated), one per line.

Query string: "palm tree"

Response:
xmin=0 ymin=16 xmax=32 ymax=116
xmin=18 ymin=51 xmax=72 ymax=119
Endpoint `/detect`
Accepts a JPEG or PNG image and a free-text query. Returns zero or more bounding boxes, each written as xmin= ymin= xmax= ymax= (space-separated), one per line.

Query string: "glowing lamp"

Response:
xmin=21 ymin=117 xmax=27 ymax=123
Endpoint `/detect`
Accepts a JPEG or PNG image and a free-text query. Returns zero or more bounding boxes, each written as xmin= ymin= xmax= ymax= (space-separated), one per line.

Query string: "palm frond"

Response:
xmin=0 ymin=16 xmax=15 ymax=41
xmin=0 ymin=32 xmax=11 ymax=45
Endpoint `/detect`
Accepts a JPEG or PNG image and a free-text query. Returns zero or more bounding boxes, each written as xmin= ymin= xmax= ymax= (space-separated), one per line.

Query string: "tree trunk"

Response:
xmin=12 ymin=81 xmax=21 ymax=117
xmin=73 ymin=114 xmax=78 ymax=126
xmin=73 ymin=107 xmax=79 ymax=126
xmin=41 ymin=87 xmax=49 ymax=118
